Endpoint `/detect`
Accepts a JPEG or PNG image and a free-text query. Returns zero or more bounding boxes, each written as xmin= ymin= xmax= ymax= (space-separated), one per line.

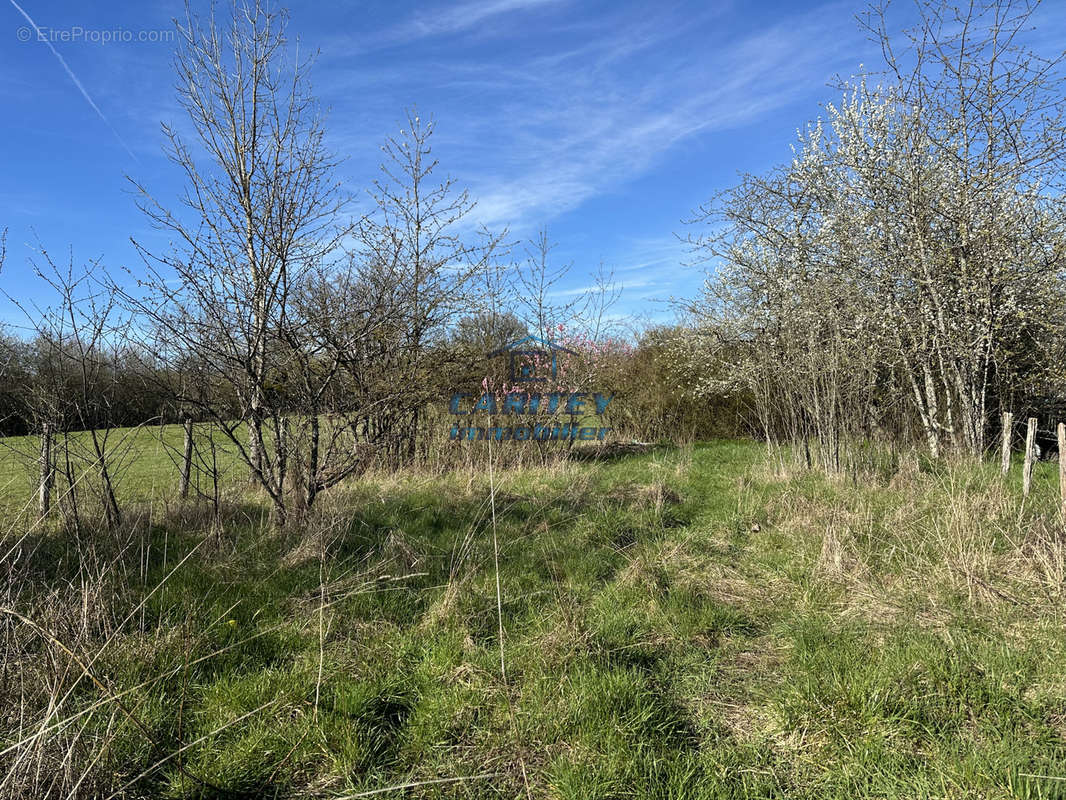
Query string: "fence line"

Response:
xmin=1022 ymin=417 xmax=1037 ymax=498
xmin=179 ymin=419 xmax=193 ymax=499
xmin=38 ymin=423 xmax=53 ymax=516
xmin=1058 ymin=422 xmax=1065 ymax=520
xmin=1000 ymin=411 xmax=1013 ymax=475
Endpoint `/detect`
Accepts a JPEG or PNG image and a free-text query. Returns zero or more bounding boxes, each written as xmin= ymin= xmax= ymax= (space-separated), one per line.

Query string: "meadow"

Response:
xmin=0 ymin=423 xmax=227 ymax=518
xmin=2 ymin=433 xmax=1066 ymax=798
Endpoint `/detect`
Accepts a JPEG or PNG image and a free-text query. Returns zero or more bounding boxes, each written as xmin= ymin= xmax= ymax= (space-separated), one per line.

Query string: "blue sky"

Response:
xmin=4 ymin=0 xmax=1054 ymax=330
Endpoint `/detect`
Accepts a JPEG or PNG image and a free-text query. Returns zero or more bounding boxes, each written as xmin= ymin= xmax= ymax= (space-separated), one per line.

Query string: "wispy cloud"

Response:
xmin=551 ymin=275 xmax=657 ymax=296
xmin=341 ymin=0 xmax=570 ymax=52
xmin=7 ymin=0 xmax=137 ymax=161
xmin=451 ymin=3 xmax=862 ymax=229
xmin=321 ymin=1 xmax=864 ymax=232
xmin=399 ymin=0 xmax=567 ymax=40
xmin=308 ymin=0 xmax=875 ymax=246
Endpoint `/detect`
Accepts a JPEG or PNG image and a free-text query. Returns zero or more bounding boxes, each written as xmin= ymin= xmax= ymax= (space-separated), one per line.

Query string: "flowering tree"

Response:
xmin=687 ymin=0 xmax=1066 ymax=462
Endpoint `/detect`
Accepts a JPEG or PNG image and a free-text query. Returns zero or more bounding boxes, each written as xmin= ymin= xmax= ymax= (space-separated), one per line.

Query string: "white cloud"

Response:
xmin=399 ymin=0 xmax=568 ymax=40
xmin=314 ymin=1 xmax=868 ymax=239
xmin=427 ymin=3 xmax=864 ymax=230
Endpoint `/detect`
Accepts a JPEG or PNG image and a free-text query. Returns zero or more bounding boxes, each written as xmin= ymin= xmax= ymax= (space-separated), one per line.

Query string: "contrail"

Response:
xmin=8 ymin=0 xmax=138 ymax=161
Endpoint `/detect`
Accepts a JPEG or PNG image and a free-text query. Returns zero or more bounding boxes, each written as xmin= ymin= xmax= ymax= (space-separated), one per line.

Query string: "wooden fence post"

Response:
xmin=38 ymin=423 xmax=53 ymax=516
xmin=179 ymin=418 xmax=193 ymax=499
xmin=1001 ymin=411 xmax=1013 ymax=475
xmin=1058 ymin=422 xmax=1065 ymax=519
xmin=1023 ymin=417 xmax=1038 ymax=498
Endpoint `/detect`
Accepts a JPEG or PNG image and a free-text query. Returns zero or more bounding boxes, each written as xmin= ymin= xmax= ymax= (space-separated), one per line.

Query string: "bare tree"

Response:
xmin=2 ymin=245 xmax=144 ymax=529
xmin=125 ymin=0 xmax=354 ymax=525
xmin=511 ymin=228 xmax=621 ymax=344
xmin=356 ymin=110 xmax=507 ymax=463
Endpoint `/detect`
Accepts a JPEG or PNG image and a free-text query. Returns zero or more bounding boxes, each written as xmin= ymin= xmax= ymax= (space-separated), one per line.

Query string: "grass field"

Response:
xmin=3 ymin=437 xmax=1066 ymax=798
xmin=0 ymin=423 xmax=238 ymax=519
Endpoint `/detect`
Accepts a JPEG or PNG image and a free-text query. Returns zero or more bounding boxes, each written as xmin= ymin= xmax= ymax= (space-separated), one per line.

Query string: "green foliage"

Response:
xmin=4 ymin=440 xmax=1066 ymax=797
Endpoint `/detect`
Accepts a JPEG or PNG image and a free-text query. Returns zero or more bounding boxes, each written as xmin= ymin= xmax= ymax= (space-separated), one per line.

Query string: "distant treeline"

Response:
xmin=0 ymin=335 xmax=194 ymax=436
xmin=0 ymin=327 xmax=744 ymax=442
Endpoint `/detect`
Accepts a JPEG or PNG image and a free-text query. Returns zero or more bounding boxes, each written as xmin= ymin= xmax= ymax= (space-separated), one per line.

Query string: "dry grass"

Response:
xmin=760 ymin=449 xmax=1066 ymax=634
xmin=3 ymin=439 xmax=1065 ymax=798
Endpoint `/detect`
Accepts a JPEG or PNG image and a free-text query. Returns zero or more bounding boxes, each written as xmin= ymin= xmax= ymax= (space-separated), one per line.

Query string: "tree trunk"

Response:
xmin=38 ymin=423 xmax=53 ymax=516
xmin=248 ymin=413 xmax=263 ymax=480
xmin=180 ymin=418 xmax=193 ymax=499
xmin=305 ymin=413 xmax=320 ymax=510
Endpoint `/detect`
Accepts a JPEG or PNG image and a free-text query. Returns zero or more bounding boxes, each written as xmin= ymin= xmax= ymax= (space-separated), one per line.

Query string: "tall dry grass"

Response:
xmin=758 ymin=445 xmax=1066 ymax=627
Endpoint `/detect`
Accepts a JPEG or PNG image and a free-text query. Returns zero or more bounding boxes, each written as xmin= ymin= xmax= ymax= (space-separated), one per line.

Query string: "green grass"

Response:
xmin=0 ymin=422 xmax=247 ymax=520
xmin=3 ymin=439 xmax=1066 ymax=798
